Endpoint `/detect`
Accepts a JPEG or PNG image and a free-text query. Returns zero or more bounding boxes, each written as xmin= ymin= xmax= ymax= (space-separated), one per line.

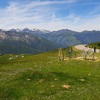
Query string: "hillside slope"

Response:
xmin=87 ymin=42 xmax=100 ymax=49
xmin=25 ymin=29 xmax=100 ymax=47
xmin=0 ymin=30 xmax=59 ymax=54
xmin=0 ymin=28 xmax=100 ymax=54
xmin=0 ymin=48 xmax=100 ymax=100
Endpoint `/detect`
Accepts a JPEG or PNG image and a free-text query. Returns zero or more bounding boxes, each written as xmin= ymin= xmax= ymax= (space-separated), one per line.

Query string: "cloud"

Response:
xmin=74 ymin=15 xmax=100 ymax=31
xmin=0 ymin=0 xmax=100 ymax=32
xmin=0 ymin=0 xmax=75 ymax=29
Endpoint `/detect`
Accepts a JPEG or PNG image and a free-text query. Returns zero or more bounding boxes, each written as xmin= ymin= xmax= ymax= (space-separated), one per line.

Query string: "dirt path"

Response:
xmin=75 ymin=44 xmax=100 ymax=53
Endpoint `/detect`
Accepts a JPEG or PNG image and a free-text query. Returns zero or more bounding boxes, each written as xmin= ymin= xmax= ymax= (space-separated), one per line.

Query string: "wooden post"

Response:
xmin=94 ymin=47 xmax=96 ymax=53
xmin=58 ymin=48 xmax=64 ymax=61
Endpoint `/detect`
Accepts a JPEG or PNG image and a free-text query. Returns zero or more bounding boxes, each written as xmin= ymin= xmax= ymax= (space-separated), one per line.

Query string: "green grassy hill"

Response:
xmin=0 ymin=48 xmax=100 ymax=100
xmin=87 ymin=42 xmax=100 ymax=49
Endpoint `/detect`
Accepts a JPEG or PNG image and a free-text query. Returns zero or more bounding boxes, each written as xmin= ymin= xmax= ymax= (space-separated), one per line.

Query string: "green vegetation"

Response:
xmin=0 ymin=48 xmax=100 ymax=100
xmin=87 ymin=42 xmax=100 ymax=49
xmin=0 ymin=31 xmax=59 ymax=54
xmin=0 ymin=39 xmax=58 ymax=54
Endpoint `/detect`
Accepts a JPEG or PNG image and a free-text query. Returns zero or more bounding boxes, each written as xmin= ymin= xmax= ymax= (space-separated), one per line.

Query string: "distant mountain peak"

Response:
xmin=0 ymin=29 xmax=5 ymax=32
xmin=9 ymin=28 xmax=23 ymax=32
xmin=22 ymin=28 xmax=30 ymax=32
xmin=33 ymin=29 xmax=50 ymax=33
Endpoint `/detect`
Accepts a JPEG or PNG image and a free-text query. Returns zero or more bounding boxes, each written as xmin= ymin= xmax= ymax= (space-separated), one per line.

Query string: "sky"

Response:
xmin=0 ymin=0 xmax=100 ymax=31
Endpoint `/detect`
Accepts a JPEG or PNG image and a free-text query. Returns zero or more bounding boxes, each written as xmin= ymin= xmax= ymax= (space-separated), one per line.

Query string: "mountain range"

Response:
xmin=0 ymin=29 xmax=58 ymax=54
xmin=0 ymin=28 xmax=100 ymax=54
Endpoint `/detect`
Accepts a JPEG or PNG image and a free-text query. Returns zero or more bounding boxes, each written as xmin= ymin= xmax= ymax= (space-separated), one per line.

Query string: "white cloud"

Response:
xmin=73 ymin=15 xmax=100 ymax=31
xmin=0 ymin=0 xmax=71 ymax=29
xmin=0 ymin=0 xmax=100 ymax=32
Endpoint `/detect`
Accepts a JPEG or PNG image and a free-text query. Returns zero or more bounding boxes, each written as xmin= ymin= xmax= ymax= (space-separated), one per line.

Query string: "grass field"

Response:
xmin=0 ymin=48 xmax=100 ymax=100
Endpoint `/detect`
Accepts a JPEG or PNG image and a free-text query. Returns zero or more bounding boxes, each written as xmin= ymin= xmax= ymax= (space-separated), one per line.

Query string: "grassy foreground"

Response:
xmin=0 ymin=49 xmax=100 ymax=100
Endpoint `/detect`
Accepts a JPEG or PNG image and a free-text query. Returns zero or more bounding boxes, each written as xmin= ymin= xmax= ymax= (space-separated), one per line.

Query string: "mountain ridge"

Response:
xmin=0 ymin=28 xmax=100 ymax=54
xmin=0 ymin=30 xmax=59 ymax=54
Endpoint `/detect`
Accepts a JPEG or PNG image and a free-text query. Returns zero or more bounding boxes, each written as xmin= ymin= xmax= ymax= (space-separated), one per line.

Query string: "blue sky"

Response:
xmin=0 ymin=0 xmax=100 ymax=31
